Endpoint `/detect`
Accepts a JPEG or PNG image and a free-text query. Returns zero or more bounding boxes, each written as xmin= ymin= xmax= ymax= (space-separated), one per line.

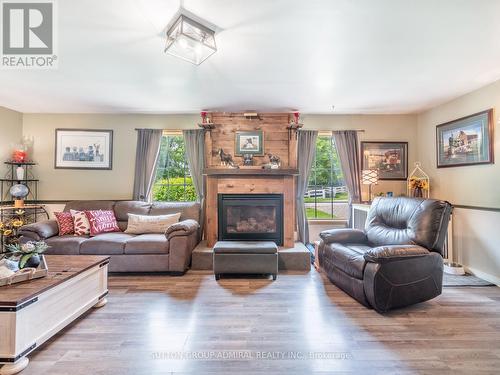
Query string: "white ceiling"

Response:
xmin=1 ymin=0 xmax=500 ymax=114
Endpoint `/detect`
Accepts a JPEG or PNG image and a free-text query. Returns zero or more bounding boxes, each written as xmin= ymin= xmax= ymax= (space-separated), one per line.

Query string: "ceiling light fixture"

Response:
xmin=164 ymin=14 xmax=217 ymax=65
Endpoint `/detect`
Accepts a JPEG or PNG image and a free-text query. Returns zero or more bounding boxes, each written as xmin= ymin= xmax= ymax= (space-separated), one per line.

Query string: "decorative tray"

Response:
xmin=0 ymin=255 xmax=48 ymax=287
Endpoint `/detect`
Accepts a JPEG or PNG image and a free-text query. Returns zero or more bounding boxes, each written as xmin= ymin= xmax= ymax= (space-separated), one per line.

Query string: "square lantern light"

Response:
xmin=164 ymin=14 xmax=217 ymax=65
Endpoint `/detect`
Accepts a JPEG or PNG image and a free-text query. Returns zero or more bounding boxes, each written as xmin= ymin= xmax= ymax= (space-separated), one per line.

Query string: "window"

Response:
xmin=305 ymin=134 xmax=348 ymax=220
xmin=152 ymin=133 xmax=196 ymax=202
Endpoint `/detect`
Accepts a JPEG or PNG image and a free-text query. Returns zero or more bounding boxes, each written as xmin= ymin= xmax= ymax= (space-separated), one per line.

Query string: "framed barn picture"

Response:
xmin=361 ymin=141 xmax=408 ymax=180
xmin=436 ymin=109 xmax=494 ymax=168
xmin=235 ymin=131 xmax=264 ymax=155
xmin=55 ymin=129 xmax=113 ymax=170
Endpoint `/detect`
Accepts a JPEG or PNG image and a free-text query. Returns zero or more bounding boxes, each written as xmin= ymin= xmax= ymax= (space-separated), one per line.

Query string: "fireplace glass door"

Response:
xmin=218 ymin=194 xmax=283 ymax=245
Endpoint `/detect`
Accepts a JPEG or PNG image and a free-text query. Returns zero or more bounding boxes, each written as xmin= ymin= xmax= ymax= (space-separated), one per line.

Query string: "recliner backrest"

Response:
xmin=365 ymin=197 xmax=452 ymax=255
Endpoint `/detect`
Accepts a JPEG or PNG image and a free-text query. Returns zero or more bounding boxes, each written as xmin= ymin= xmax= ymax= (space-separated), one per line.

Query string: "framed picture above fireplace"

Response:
xmin=235 ymin=131 xmax=264 ymax=156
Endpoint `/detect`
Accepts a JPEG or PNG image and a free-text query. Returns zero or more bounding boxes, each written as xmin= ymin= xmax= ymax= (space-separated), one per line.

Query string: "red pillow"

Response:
xmin=84 ymin=210 xmax=120 ymax=236
xmin=54 ymin=211 xmax=74 ymax=236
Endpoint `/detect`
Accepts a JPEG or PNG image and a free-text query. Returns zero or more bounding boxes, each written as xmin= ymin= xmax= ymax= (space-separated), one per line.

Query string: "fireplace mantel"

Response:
xmin=203 ymin=168 xmax=299 ymax=176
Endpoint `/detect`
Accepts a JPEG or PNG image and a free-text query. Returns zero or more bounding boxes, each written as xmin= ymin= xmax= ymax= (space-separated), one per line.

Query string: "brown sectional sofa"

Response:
xmin=19 ymin=200 xmax=201 ymax=273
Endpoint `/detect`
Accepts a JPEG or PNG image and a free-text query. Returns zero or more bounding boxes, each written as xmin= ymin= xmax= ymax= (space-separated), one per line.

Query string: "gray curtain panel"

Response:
xmin=132 ymin=129 xmax=163 ymax=201
xmin=296 ymin=130 xmax=318 ymax=244
xmin=183 ymin=129 xmax=206 ymax=235
xmin=333 ymin=130 xmax=362 ymax=225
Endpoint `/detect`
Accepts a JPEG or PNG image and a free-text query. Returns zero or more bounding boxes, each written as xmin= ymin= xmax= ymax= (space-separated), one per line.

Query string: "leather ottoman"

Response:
xmin=213 ymin=241 xmax=278 ymax=280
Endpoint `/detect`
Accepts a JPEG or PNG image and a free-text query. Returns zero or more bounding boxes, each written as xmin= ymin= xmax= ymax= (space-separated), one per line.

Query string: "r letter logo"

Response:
xmin=1 ymin=0 xmax=57 ymax=68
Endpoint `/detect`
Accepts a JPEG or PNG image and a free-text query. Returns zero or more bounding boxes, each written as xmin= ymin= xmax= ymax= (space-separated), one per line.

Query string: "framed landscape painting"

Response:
xmin=55 ymin=129 xmax=113 ymax=170
xmin=361 ymin=141 xmax=408 ymax=180
xmin=235 ymin=131 xmax=264 ymax=155
xmin=436 ymin=109 xmax=493 ymax=168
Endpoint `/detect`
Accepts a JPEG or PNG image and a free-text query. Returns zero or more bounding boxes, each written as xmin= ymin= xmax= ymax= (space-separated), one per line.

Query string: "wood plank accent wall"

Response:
xmin=203 ymin=112 xmax=298 ymax=248
xmin=205 ymin=113 xmax=297 ymax=168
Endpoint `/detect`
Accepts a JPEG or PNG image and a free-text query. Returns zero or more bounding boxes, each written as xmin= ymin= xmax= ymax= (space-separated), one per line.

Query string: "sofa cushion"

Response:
xmin=114 ymin=201 xmax=151 ymax=231
xmin=70 ymin=209 xmax=91 ymax=235
xmin=322 ymin=243 xmax=370 ymax=280
xmin=64 ymin=200 xmax=115 ymax=212
xmin=150 ymin=202 xmax=200 ymax=223
xmin=85 ymin=210 xmax=120 ymax=236
xmin=79 ymin=232 xmax=135 ymax=255
xmin=213 ymin=241 xmax=278 ymax=254
xmin=124 ymin=213 xmax=181 ymax=234
xmin=45 ymin=235 xmax=88 ymax=255
xmin=114 ymin=201 xmax=151 ymax=221
xmin=124 ymin=234 xmax=170 ymax=255
xmin=54 ymin=211 xmax=74 ymax=236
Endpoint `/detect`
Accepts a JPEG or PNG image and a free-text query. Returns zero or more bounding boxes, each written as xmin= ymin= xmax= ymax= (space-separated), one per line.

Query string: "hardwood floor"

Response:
xmin=23 ymin=270 xmax=500 ymax=374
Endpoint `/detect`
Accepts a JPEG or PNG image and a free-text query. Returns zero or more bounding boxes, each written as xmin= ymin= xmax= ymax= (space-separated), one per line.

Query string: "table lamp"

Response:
xmin=362 ymin=169 xmax=379 ymax=202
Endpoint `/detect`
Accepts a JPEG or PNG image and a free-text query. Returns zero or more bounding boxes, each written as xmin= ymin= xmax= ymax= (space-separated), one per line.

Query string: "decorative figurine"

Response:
xmin=242 ymin=154 xmax=253 ymax=166
xmin=267 ymin=153 xmax=281 ymax=168
xmin=215 ymin=148 xmax=239 ymax=168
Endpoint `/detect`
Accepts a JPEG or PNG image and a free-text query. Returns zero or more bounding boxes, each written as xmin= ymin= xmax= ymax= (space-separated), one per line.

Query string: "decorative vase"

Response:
xmin=21 ymin=254 xmax=41 ymax=269
xmin=14 ymin=199 xmax=25 ymax=208
xmin=413 ymin=187 xmax=423 ymax=198
xmin=11 ymin=143 xmax=28 ymax=163
xmin=16 ymin=166 xmax=25 ymax=180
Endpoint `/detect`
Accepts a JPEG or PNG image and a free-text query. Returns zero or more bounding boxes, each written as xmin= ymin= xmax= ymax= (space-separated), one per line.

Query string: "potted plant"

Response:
xmin=4 ymin=241 xmax=49 ymax=269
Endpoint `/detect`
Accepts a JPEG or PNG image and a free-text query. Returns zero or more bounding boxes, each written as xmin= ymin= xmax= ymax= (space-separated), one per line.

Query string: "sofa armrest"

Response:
xmin=319 ymin=228 xmax=367 ymax=244
xmin=165 ymin=219 xmax=200 ymax=240
xmin=364 ymin=245 xmax=430 ymax=264
xmin=18 ymin=220 xmax=59 ymax=241
xmin=168 ymin=227 xmax=199 ymax=273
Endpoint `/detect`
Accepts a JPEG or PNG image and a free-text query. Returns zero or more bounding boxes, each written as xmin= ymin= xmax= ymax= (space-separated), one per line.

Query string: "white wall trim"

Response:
xmin=465 ymin=266 xmax=500 ymax=287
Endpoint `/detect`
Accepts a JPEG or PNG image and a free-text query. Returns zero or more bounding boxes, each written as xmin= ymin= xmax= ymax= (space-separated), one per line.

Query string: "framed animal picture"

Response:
xmin=235 ymin=131 xmax=264 ymax=155
xmin=55 ymin=129 xmax=113 ymax=170
xmin=361 ymin=141 xmax=408 ymax=180
xmin=436 ymin=109 xmax=494 ymax=168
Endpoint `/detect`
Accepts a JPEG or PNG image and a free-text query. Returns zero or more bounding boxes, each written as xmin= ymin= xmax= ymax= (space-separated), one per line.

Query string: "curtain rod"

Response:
xmin=134 ymin=128 xmax=365 ymax=133
xmin=318 ymin=129 xmax=365 ymax=134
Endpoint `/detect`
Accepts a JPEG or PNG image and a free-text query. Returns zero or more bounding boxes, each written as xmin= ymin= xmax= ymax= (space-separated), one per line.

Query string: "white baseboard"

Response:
xmin=464 ymin=266 xmax=500 ymax=286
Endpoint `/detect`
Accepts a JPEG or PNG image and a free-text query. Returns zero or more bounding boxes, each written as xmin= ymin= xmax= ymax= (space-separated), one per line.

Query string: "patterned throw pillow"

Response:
xmin=70 ymin=209 xmax=91 ymax=236
xmin=125 ymin=212 xmax=181 ymax=234
xmin=84 ymin=210 xmax=120 ymax=236
xmin=54 ymin=211 xmax=74 ymax=236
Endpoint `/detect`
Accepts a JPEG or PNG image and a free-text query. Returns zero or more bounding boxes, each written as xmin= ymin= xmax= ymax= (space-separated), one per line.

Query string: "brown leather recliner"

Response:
xmin=318 ymin=197 xmax=452 ymax=313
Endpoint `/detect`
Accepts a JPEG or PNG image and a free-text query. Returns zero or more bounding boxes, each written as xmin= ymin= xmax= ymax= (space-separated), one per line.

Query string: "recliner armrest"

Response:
xmin=319 ymin=228 xmax=367 ymax=244
xmin=364 ymin=245 xmax=430 ymax=264
xmin=165 ymin=219 xmax=199 ymax=240
xmin=18 ymin=220 xmax=59 ymax=241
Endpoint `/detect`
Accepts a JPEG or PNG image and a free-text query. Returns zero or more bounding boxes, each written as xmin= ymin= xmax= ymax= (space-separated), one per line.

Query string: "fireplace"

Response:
xmin=218 ymin=194 xmax=284 ymax=245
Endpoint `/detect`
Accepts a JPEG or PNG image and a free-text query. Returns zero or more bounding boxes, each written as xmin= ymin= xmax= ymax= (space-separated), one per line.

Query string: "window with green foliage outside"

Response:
xmin=305 ymin=135 xmax=348 ymax=220
xmin=152 ymin=134 xmax=197 ymax=202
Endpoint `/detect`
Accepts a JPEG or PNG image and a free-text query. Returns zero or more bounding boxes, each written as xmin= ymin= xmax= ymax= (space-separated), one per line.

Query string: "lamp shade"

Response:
xmin=362 ymin=169 xmax=379 ymax=185
xmin=165 ymin=14 xmax=217 ymax=65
